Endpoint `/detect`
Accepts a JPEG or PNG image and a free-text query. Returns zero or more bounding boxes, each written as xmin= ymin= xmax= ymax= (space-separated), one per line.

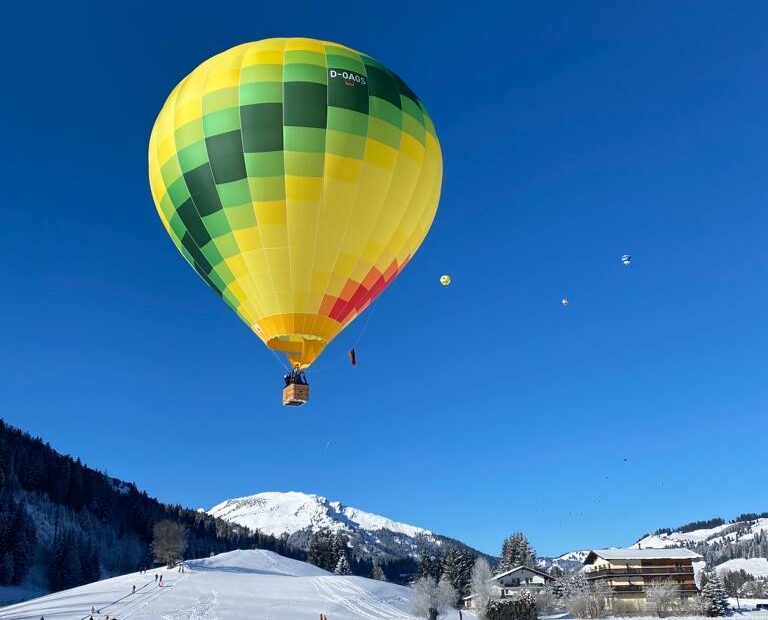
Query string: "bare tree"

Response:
xmin=645 ymin=580 xmax=679 ymax=617
xmin=470 ymin=558 xmax=494 ymax=617
xmin=150 ymin=520 xmax=187 ymax=568
xmin=565 ymin=580 xmax=610 ymax=619
xmin=536 ymin=584 xmax=558 ymax=615
xmin=411 ymin=575 xmax=458 ymax=619
xmin=371 ymin=563 xmax=387 ymax=581
xmin=438 ymin=574 xmax=459 ymax=614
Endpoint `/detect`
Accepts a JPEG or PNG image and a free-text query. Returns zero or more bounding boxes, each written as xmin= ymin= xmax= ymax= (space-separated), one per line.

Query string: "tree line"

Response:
xmin=651 ymin=512 xmax=768 ymax=537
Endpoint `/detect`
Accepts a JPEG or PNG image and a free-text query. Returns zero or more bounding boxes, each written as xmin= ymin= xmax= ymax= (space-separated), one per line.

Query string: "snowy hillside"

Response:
xmin=0 ymin=549 xmax=476 ymax=620
xmin=633 ymin=516 xmax=768 ymax=577
xmin=637 ymin=518 xmax=768 ymax=550
xmin=209 ymin=491 xmax=476 ymax=561
xmin=716 ymin=559 xmax=768 ymax=578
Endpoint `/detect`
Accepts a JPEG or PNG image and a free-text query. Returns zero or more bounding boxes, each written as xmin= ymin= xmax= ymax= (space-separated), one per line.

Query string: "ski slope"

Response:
xmin=0 ymin=549 xmax=473 ymax=620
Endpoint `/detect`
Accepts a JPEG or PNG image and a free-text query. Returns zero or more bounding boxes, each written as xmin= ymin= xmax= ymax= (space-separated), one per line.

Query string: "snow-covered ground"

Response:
xmin=0 ymin=549 xmax=474 ymax=620
xmin=597 ymin=601 xmax=768 ymax=620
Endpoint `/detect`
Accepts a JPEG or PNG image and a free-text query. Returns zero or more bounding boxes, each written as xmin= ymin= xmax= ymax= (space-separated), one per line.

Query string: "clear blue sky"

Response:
xmin=1 ymin=1 xmax=766 ymax=558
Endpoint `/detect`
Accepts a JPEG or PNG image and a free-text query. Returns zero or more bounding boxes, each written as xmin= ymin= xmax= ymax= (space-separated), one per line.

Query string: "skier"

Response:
xmin=155 ymin=574 xmax=158 ymax=582
xmin=132 ymin=584 xmax=136 ymax=594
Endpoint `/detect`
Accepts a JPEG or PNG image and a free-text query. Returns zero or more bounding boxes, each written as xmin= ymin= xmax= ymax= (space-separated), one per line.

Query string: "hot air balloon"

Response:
xmin=439 ymin=274 xmax=451 ymax=286
xmin=148 ymin=38 xmax=442 ymax=405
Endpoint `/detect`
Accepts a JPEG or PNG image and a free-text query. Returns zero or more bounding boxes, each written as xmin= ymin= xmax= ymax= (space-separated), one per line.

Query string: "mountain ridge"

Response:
xmin=209 ymin=490 xmax=491 ymax=563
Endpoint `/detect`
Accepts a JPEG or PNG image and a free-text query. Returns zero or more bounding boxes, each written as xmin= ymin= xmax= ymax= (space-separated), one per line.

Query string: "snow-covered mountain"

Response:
xmin=0 ymin=549 xmax=477 ymax=620
xmin=539 ymin=550 xmax=589 ymax=574
xmin=209 ymin=491 xmax=483 ymax=561
xmin=210 ymin=491 xmax=431 ymax=539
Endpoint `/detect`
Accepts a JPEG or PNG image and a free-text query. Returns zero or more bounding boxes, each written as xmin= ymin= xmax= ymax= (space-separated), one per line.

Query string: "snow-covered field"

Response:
xmin=0 ymin=549 xmax=472 ymax=620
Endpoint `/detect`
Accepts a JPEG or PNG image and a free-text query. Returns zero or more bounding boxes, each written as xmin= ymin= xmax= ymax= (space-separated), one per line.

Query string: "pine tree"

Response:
xmin=79 ymin=538 xmax=100 ymax=583
xmin=441 ymin=546 xmax=474 ymax=603
xmin=549 ymin=565 xmax=564 ymax=579
xmin=11 ymin=502 xmax=36 ymax=585
xmin=416 ymin=555 xmax=442 ymax=581
xmin=702 ymin=575 xmax=729 ymax=617
xmin=497 ymin=533 xmax=537 ymax=573
xmin=0 ymin=552 xmax=13 ymax=585
xmin=307 ymin=530 xmax=349 ymax=572
xmin=497 ymin=537 xmax=512 ymax=573
xmin=47 ymin=532 xmax=65 ymax=591
xmin=333 ymin=533 xmax=347 ymax=570
xmin=335 ymin=554 xmax=351 ymax=575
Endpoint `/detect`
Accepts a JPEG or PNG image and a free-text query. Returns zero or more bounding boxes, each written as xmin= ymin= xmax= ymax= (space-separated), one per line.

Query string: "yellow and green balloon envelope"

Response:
xmin=149 ymin=38 xmax=442 ymax=369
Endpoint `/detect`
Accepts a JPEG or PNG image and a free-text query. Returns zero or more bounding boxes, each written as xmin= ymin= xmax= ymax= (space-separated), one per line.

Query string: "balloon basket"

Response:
xmin=282 ymin=383 xmax=309 ymax=407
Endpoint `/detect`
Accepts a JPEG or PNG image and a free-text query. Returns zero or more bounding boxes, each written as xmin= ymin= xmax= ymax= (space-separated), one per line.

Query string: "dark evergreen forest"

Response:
xmin=0 ymin=418 xmax=302 ymax=592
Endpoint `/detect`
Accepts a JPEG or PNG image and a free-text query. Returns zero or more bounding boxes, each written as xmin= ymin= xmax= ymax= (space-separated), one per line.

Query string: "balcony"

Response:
xmin=610 ymin=585 xmax=699 ymax=594
xmin=588 ymin=566 xmax=694 ymax=578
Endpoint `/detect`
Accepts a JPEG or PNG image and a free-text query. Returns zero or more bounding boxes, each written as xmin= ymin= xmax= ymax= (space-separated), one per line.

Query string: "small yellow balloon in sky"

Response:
xmin=440 ymin=275 xmax=451 ymax=286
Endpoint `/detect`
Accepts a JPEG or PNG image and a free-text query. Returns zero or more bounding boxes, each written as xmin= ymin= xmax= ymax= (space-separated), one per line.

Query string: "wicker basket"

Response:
xmin=282 ymin=383 xmax=309 ymax=406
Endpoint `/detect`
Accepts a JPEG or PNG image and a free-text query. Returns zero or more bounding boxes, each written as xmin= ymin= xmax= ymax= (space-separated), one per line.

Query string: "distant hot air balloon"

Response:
xmin=148 ymin=38 xmax=442 ymax=405
xmin=561 ymin=297 xmax=569 ymax=307
xmin=440 ymin=274 xmax=451 ymax=286
xmin=621 ymin=254 xmax=632 ymax=266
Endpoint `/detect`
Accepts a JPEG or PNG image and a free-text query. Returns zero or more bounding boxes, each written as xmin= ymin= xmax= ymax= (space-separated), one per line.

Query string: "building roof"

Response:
xmin=491 ymin=565 xmax=553 ymax=581
xmin=584 ymin=548 xmax=703 ymax=564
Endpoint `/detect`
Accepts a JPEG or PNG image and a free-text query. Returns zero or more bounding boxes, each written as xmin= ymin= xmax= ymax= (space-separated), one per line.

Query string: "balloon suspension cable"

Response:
xmin=268 ymin=346 xmax=290 ymax=371
xmin=309 ymin=299 xmax=380 ymax=375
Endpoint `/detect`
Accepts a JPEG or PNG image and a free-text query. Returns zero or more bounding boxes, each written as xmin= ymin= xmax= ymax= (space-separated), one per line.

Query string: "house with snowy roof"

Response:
xmin=584 ymin=548 xmax=702 ymax=611
xmin=462 ymin=565 xmax=553 ymax=610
